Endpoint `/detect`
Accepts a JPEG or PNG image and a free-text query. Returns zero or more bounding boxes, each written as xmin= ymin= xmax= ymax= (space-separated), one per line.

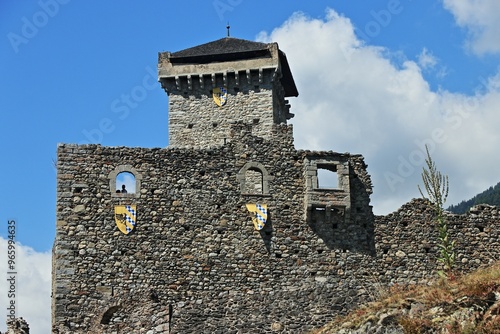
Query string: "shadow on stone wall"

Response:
xmin=259 ymin=215 xmax=273 ymax=253
xmin=307 ymin=208 xmax=375 ymax=255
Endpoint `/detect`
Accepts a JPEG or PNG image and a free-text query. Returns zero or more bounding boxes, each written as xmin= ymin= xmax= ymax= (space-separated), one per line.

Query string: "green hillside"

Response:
xmin=447 ymin=181 xmax=500 ymax=214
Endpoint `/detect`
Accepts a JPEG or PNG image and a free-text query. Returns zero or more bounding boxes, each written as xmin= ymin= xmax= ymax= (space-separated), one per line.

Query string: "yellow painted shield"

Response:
xmin=114 ymin=205 xmax=137 ymax=234
xmin=246 ymin=203 xmax=267 ymax=230
xmin=213 ymin=87 xmax=228 ymax=107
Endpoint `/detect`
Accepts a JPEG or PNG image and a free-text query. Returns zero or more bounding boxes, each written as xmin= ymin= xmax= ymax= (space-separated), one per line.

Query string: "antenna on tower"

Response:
xmin=226 ymin=23 xmax=230 ymax=37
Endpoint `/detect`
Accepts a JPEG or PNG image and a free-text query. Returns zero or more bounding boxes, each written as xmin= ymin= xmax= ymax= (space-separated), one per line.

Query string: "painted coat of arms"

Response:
xmin=246 ymin=203 xmax=268 ymax=230
xmin=213 ymin=87 xmax=228 ymax=107
xmin=114 ymin=205 xmax=137 ymax=235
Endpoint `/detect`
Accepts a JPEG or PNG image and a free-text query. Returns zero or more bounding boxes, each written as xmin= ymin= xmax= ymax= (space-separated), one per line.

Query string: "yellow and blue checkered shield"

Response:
xmin=114 ymin=205 xmax=137 ymax=235
xmin=213 ymin=87 xmax=228 ymax=107
xmin=246 ymin=203 xmax=267 ymax=230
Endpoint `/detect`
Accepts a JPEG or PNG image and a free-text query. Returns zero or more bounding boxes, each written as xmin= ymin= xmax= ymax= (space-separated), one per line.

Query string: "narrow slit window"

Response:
xmin=116 ymin=172 xmax=136 ymax=194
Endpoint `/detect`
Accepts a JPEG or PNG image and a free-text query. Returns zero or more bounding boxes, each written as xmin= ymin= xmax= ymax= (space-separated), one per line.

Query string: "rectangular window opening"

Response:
xmin=317 ymin=165 xmax=339 ymax=189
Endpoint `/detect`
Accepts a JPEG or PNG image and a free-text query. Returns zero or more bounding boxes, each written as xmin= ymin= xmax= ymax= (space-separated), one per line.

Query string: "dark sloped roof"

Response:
xmin=169 ymin=38 xmax=271 ymax=65
xmin=171 ymin=37 xmax=269 ymax=58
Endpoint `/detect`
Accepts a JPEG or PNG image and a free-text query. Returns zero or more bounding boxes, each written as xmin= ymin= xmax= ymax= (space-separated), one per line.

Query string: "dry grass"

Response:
xmin=311 ymin=262 xmax=500 ymax=334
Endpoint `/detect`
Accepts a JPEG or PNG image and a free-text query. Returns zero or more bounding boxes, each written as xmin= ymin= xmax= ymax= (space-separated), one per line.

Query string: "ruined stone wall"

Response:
xmin=53 ymin=124 xmax=376 ymax=334
xmin=53 ymin=123 xmax=500 ymax=333
xmin=375 ymin=199 xmax=500 ymax=285
xmin=1 ymin=318 xmax=29 ymax=334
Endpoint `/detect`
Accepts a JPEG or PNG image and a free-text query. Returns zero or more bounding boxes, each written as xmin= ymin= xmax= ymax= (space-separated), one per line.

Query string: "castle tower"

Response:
xmin=52 ymin=36 xmax=376 ymax=333
xmin=158 ymin=37 xmax=298 ymax=148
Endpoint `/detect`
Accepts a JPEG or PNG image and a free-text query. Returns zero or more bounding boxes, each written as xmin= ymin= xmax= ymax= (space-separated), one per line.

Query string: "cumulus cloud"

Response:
xmin=0 ymin=237 xmax=51 ymax=334
xmin=442 ymin=0 xmax=500 ymax=55
xmin=258 ymin=8 xmax=500 ymax=214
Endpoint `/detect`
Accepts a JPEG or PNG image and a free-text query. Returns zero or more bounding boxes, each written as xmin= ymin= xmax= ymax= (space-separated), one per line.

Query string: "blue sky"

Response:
xmin=1 ymin=1 xmax=500 ymax=332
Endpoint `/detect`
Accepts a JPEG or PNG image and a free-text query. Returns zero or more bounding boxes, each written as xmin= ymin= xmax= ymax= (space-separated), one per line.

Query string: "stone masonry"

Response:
xmin=52 ymin=123 xmax=374 ymax=333
xmin=1 ymin=318 xmax=30 ymax=334
xmin=51 ymin=37 xmax=500 ymax=333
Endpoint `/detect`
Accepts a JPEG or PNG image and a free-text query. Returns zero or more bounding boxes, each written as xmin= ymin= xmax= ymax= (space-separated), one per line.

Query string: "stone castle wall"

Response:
xmin=52 ymin=123 xmax=376 ymax=333
xmin=52 ymin=120 xmax=500 ymax=333
xmin=52 ymin=39 xmax=500 ymax=333
xmin=375 ymin=200 xmax=500 ymax=285
xmin=49 ymin=37 xmax=500 ymax=334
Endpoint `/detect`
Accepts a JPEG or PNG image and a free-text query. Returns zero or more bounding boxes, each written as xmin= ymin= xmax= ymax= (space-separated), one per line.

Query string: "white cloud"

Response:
xmin=442 ymin=0 xmax=500 ymax=55
xmin=0 ymin=237 xmax=51 ymax=334
xmin=258 ymin=8 xmax=500 ymax=214
xmin=417 ymin=48 xmax=437 ymax=70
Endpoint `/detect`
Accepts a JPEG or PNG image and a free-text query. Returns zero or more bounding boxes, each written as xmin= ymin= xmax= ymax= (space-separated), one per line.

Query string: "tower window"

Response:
xmin=116 ymin=172 xmax=136 ymax=194
xmin=317 ymin=167 xmax=339 ymax=189
xmin=245 ymin=168 xmax=263 ymax=194
xmin=109 ymin=165 xmax=142 ymax=198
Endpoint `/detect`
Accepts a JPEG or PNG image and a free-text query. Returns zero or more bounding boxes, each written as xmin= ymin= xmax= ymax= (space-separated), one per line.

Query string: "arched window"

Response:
xmin=237 ymin=162 xmax=273 ymax=195
xmin=108 ymin=165 xmax=142 ymax=197
xmin=245 ymin=168 xmax=263 ymax=194
xmin=100 ymin=305 xmax=120 ymax=325
xmin=116 ymin=172 xmax=136 ymax=194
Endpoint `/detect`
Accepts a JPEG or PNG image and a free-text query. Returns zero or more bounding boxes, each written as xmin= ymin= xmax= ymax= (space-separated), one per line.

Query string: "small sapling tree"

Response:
xmin=418 ymin=145 xmax=455 ymax=276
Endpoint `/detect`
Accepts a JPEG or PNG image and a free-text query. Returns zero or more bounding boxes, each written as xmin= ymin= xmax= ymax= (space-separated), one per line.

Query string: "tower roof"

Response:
xmin=164 ymin=37 xmax=298 ymax=97
xmin=171 ymin=37 xmax=269 ymax=60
